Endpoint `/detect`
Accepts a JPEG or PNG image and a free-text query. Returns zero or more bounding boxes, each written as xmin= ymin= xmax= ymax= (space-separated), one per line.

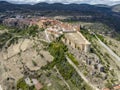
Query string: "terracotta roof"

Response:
xmin=32 ymin=79 xmax=43 ymax=90
xmin=113 ymin=84 xmax=120 ymax=90
xmin=102 ymin=88 xmax=110 ymax=90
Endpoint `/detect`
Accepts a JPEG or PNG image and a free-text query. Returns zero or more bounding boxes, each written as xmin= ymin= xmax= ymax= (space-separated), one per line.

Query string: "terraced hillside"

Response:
xmin=0 ymin=19 xmax=120 ymax=90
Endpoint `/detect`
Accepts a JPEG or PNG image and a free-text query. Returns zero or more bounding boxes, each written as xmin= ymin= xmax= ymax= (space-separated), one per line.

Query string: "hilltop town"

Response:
xmin=3 ymin=17 xmax=91 ymax=52
xmin=1 ymin=1 xmax=120 ymax=90
xmin=0 ymin=16 xmax=120 ymax=90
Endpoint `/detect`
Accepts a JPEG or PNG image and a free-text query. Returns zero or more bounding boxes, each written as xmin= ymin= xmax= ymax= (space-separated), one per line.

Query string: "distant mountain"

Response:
xmin=0 ymin=1 xmax=31 ymax=12
xmin=0 ymin=1 xmax=19 ymax=11
xmin=0 ymin=1 xmax=111 ymax=13
xmin=95 ymin=4 xmax=110 ymax=8
xmin=33 ymin=3 xmax=112 ymax=14
xmin=0 ymin=1 xmax=11 ymax=5
xmin=112 ymin=4 xmax=120 ymax=12
xmin=1 ymin=1 xmax=120 ymax=32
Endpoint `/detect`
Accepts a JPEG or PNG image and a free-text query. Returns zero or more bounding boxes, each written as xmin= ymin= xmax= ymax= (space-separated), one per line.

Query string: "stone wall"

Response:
xmin=62 ymin=34 xmax=90 ymax=53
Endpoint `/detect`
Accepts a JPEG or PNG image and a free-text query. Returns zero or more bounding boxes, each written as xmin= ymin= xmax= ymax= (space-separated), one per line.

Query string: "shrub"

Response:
xmin=67 ymin=53 xmax=79 ymax=65
xmin=32 ymin=60 xmax=37 ymax=66
xmin=17 ymin=78 xmax=29 ymax=90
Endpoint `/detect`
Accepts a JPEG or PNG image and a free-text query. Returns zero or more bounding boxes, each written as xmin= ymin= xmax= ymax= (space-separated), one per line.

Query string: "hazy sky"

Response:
xmin=1 ymin=0 xmax=120 ymax=5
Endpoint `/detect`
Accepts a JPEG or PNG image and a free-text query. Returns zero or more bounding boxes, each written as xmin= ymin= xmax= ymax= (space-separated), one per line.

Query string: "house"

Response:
xmin=24 ymin=78 xmax=43 ymax=90
xmin=62 ymin=31 xmax=90 ymax=52
xmin=32 ymin=79 xmax=43 ymax=90
xmin=113 ymin=84 xmax=120 ymax=90
xmin=102 ymin=88 xmax=110 ymax=90
xmin=24 ymin=77 xmax=33 ymax=86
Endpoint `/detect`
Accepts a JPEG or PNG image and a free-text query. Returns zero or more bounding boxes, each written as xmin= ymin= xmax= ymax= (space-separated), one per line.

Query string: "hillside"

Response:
xmin=0 ymin=18 xmax=120 ymax=90
xmin=0 ymin=2 xmax=120 ymax=90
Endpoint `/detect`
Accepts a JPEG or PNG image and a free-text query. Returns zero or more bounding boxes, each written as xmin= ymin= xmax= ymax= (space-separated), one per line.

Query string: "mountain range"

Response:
xmin=1 ymin=1 xmax=120 ymax=12
xmin=1 ymin=1 xmax=120 ymax=32
xmin=0 ymin=1 xmax=113 ymax=12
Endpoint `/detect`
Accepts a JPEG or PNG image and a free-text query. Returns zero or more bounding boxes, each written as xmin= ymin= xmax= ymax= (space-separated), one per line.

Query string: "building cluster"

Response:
xmin=103 ymin=84 xmax=120 ymax=90
xmin=37 ymin=17 xmax=90 ymax=52
xmin=25 ymin=77 xmax=43 ymax=90
xmin=2 ymin=17 xmax=90 ymax=52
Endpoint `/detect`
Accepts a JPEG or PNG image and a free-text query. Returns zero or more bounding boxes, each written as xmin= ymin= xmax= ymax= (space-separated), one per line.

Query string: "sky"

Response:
xmin=1 ymin=0 xmax=120 ymax=5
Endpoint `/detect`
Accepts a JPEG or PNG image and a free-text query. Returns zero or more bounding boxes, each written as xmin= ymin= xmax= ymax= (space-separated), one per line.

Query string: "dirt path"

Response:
xmin=94 ymin=33 xmax=120 ymax=62
xmin=0 ymin=85 xmax=3 ymax=90
xmin=66 ymin=56 xmax=99 ymax=90
xmin=54 ymin=66 xmax=71 ymax=90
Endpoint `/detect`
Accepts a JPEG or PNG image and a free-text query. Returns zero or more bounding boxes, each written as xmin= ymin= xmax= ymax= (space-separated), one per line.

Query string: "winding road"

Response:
xmin=54 ymin=66 xmax=71 ymax=90
xmin=94 ymin=33 xmax=120 ymax=62
xmin=66 ymin=56 xmax=99 ymax=90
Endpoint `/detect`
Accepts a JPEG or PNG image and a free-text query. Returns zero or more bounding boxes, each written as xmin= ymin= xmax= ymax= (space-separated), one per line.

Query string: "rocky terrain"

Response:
xmin=0 ymin=17 xmax=120 ymax=90
xmin=0 ymin=26 xmax=53 ymax=90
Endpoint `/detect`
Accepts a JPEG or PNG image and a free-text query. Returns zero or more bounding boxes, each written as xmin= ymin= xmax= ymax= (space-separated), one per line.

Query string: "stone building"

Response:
xmin=39 ymin=18 xmax=91 ymax=52
xmin=62 ymin=31 xmax=90 ymax=52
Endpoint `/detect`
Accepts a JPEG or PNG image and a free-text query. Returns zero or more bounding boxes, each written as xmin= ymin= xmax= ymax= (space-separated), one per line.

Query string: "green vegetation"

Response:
xmin=0 ymin=25 xmax=43 ymax=49
xmin=41 ymin=40 xmax=92 ymax=90
xmin=96 ymin=34 xmax=104 ymax=41
xmin=0 ymin=24 xmax=6 ymax=30
xmin=105 ymin=82 xmax=112 ymax=89
xmin=48 ymin=41 xmax=67 ymax=58
xmin=115 ymin=33 xmax=120 ymax=41
xmin=57 ymin=59 xmax=92 ymax=90
xmin=32 ymin=60 xmax=37 ymax=66
xmin=67 ymin=53 xmax=79 ymax=65
xmin=96 ymin=34 xmax=108 ymax=45
xmin=17 ymin=78 xmax=36 ymax=90
xmin=81 ymin=28 xmax=119 ymax=87
xmin=12 ymin=25 xmax=39 ymax=37
xmin=17 ymin=78 xmax=29 ymax=90
xmin=81 ymin=28 xmax=110 ymax=66
xmin=80 ymin=28 xmax=96 ymax=42
xmin=42 ymin=41 xmax=67 ymax=69
xmin=40 ymin=86 xmax=47 ymax=90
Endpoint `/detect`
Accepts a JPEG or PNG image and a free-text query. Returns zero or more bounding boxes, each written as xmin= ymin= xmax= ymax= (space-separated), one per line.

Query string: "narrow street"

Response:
xmin=66 ymin=56 xmax=99 ymax=90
